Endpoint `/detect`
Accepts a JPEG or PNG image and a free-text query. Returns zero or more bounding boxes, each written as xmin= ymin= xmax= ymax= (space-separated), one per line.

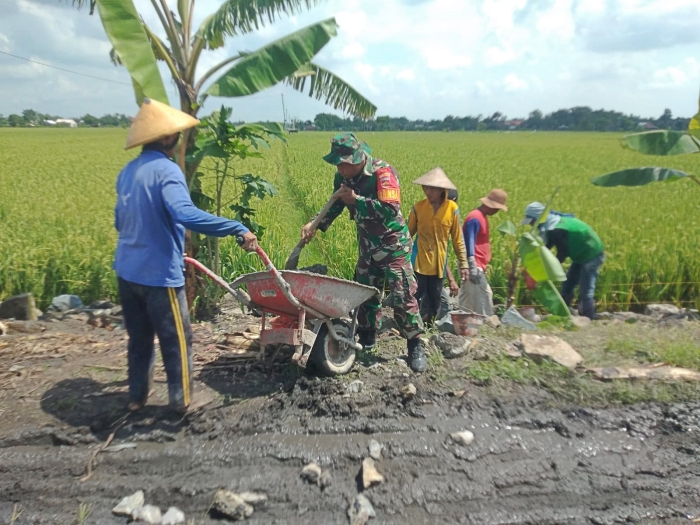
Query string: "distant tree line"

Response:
xmin=0 ymin=109 xmax=131 ymax=128
xmin=309 ymin=107 xmax=689 ymax=133
xmin=0 ymin=106 xmax=690 ymax=133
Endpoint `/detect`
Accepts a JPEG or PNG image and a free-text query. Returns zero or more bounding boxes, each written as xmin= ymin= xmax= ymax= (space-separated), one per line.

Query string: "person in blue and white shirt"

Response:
xmin=114 ymin=98 xmax=257 ymax=414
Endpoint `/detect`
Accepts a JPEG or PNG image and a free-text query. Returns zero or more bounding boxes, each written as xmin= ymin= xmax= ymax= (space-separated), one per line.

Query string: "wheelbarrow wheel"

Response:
xmin=310 ymin=320 xmax=355 ymax=376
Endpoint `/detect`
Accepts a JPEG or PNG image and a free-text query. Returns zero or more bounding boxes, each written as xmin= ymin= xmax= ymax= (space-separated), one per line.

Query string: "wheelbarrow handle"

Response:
xmin=237 ymin=236 xmax=303 ymax=311
xmin=184 ymin=256 xmax=252 ymax=308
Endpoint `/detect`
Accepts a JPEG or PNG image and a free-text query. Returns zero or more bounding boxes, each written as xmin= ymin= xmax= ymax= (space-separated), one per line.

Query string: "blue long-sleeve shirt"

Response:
xmin=463 ymin=218 xmax=480 ymax=258
xmin=114 ymin=150 xmax=249 ymax=287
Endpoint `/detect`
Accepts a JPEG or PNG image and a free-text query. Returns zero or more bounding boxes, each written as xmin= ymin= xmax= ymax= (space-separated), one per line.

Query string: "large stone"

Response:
xmin=399 ymin=383 xmax=417 ymax=400
xmin=361 ymin=457 xmax=384 ymax=489
xmin=162 ymin=507 xmax=186 ymax=525
xmin=501 ymin=306 xmax=537 ymax=331
xmin=0 ymin=293 xmax=38 ymax=321
xmin=588 ymin=365 xmax=700 ymax=381
xmin=50 ymin=294 xmax=83 ymax=312
xmin=520 ymin=334 xmax=582 ymax=369
xmin=301 ymin=462 xmax=322 ymax=484
xmin=212 ymin=489 xmax=254 ymax=521
xmin=645 ymin=304 xmax=680 ymax=317
xmin=112 ymin=490 xmax=145 ymax=517
xmin=430 ymin=333 xmax=473 ymax=359
xmin=450 ymin=430 xmax=475 ymax=446
xmin=348 ymin=494 xmax=376 ymax=525
xmin=131 ymin=505 xmax=162 ymax=524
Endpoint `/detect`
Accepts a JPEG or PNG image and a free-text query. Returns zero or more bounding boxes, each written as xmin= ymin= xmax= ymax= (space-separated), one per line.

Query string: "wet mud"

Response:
xmin=1 ymin=317 xmax=699 ymax=524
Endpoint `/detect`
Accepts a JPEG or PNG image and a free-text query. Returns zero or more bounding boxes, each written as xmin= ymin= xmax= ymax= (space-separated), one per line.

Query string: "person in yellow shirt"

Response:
xmin=408 ymin=167 xmax=469 ymax=323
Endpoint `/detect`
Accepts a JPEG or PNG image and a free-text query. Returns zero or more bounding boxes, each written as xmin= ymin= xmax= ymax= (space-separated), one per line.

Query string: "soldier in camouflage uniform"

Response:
xmin=301 ymin=133 xmax=427 ymax=372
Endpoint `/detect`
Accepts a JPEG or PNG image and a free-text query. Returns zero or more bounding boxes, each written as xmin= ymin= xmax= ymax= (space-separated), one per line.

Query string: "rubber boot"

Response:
xmin=407 ymin=338 xmax=427 ymax=373
xmin=580 ymin=297 xmax=601 ymax=320
xmin=357 ymin=330 xmax=376 ymax=351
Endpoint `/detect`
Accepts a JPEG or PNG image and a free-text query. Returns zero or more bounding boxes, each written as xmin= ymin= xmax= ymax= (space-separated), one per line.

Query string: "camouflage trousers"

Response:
xmin=355 ymin=253 xmax=425 ymax=340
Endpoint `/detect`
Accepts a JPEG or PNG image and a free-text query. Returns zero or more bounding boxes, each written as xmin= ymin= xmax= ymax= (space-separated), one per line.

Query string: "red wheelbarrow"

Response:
xmin=185 ymin=244 xmax=378 ymax=375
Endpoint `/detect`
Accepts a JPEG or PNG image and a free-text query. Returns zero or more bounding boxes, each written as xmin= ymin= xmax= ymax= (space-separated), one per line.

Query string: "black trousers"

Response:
xmin=415 ymin=272 xmax=445 ymax=320
xmin=118 ymin=278 xmax=193 ymax=408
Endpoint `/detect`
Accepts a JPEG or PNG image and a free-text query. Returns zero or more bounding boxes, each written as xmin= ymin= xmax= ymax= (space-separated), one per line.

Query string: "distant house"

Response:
xmin=638 ymin=122 xmax=658 ymax=130
xmin=43 ymin=120 xmax=56 ymax=126
xmin=56 ymin=118 xmax=78 ymax=128
xmin=304 ymin=124 xmax=316 ymax=131
xmin=505 ymin=119 xmax=524 ymax=130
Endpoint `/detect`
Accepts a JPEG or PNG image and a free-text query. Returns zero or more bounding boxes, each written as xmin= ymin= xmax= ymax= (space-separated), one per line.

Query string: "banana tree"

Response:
xmin=70 ymin=0 xmax=377 ymax=306
xmin=593 ymin=92 xmax=700 ymax=188
xmin=498 ymin=188 xmax=571 ymax=317
xmin=70 ymin=0 xmax=377 ymax=178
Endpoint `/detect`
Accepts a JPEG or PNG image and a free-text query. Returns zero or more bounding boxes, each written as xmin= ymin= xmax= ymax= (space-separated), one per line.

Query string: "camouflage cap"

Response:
xmin=322 ymin=132 xmax=371 ymax=165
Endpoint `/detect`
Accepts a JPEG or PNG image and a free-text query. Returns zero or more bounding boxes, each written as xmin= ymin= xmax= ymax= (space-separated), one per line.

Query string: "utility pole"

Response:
xmin=281 ymin=94 xmax=288 ymax=131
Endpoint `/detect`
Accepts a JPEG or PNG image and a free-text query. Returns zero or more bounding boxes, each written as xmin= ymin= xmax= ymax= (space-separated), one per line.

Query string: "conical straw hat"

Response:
xmin=412 ymin=167 xmax=457 ymax=190
xmin=124 ymin=98 xmax=200 ymax=150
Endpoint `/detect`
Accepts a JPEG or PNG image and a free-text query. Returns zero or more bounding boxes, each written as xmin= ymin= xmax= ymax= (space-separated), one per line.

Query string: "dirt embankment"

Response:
xmin=1 ymin=310 xmax=699 ymax=524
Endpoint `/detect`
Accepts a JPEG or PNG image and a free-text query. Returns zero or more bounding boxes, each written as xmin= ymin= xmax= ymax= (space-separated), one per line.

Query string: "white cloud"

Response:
xmin=396 ymin=69 xmax=415 ymax=81
xmin=340 ymin=42 xmax=366 ymax=59
xmin=503 ymin=73 xmax=528 ymax=92
xmin=651 ymin=57 xmax=700 ymax=88
xmin=423 ymin=47 xmax=472 ymax=70
xmin=0 ymin=32 xmax=10 ymax=52
xmin=485 ymin=46 xmax=518 ymax=66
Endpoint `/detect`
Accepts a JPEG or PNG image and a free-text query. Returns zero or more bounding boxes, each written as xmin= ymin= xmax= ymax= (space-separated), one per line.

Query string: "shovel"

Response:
xmin=284 ymin=192 xmax=341 ymax=270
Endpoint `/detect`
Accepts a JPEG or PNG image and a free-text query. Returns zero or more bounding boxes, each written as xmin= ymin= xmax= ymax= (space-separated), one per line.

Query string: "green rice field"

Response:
xmin=1 ymin=127 xmax=698 ymax=311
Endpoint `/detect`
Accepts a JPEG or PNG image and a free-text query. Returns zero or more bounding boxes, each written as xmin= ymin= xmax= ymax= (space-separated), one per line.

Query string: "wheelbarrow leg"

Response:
xmin=257 ymin=311 xmax=267 ymax=361
xmin=291 ymin=309 xmax=306 ymax=364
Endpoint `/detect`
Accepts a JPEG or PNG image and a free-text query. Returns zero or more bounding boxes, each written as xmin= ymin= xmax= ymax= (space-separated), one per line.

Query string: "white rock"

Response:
xmin=450 ymin=430 xmax=475 ymax=447
xmin=520 ymin=334 xmax=582 ymax=369
xmin=112 ymin=490 xmax=145 ymax=517
xmin=369 ymin=439 xmax=382 ymax=460
xmin=348 ymin=493 xmax=376 ymax=525
xmin=361 ymin=457 xmax=384 ymax=489
xmin=485 ymin=315 xmax=501 ymax=328
xmin=0 ymin=321 xmax=7 ymax=336
xmin=570 ymin=316 xmax=591 ymax=329
xmin=301 ymin=462 xmax=322 ymax=484
xmin=161 ymin=507 xmax=185 ymax=525
xmin=238 ymin=492 xmax=267 ymax=506
xmin=347 ymin=380 xmax=364 ymax=394
xmin=212 ymin=489 xmax=254 ymax=521
xmin=131 ymin=504 xmax=162 ymax=524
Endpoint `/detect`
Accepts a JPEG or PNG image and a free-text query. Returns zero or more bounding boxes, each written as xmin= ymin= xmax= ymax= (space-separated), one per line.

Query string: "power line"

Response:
xmin=0 ymin=50 xmax=134 ymax=87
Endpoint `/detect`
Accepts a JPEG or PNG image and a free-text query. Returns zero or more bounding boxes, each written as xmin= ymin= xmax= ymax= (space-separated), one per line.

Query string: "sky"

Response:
xmin=1 ymin=0 xmax=700 ymax=122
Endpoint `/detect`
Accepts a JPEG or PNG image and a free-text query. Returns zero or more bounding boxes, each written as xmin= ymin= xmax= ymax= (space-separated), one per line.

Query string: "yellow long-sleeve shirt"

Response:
xmin=408 ymin=198 xmax=468 ymax=278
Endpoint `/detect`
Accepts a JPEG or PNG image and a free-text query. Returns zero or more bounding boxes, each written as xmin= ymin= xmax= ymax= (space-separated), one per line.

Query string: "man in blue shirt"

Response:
xmin=115 ymin=98 xmax=257 ymax=414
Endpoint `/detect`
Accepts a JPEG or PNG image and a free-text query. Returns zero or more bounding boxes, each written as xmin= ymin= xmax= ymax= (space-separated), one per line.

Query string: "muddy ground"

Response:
xmin=1 ymin=303 xmax=699 ymax=525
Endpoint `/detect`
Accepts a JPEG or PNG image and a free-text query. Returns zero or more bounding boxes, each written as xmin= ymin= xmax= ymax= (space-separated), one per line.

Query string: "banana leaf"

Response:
xmin=497 ymin=220 xmax=517 ymax=237
xmin=94 ymin=0 xmax=168 ymax=105
xmin=622 ymin=130 xmax=700 ymax=156
xmin=205 ymin=18 xmax=338 ymax=97
xmin=591 ymin=167 xmax=689 ymax=187
xmin=533 ymin=281 xmax=570 ymax=318
xmin=519 ymin=232 xmax=566 ymax=282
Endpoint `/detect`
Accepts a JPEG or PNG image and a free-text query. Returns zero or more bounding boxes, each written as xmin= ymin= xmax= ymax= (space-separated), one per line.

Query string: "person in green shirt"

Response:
xmin=522 ymin=202 xmax=605 ymax=320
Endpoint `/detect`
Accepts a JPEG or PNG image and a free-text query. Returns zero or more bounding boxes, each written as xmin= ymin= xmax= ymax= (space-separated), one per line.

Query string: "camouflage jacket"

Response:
xmin=317 ymin=157 xmax=411 ymax=262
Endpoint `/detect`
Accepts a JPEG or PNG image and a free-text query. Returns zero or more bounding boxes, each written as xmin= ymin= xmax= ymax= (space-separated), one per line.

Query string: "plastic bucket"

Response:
xmin=450 ymin=310 xmax=484 ymax=336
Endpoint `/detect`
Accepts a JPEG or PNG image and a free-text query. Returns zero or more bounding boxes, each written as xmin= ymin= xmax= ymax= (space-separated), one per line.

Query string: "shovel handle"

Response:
xmin=308 ymin=193 xmax=341 ymax=233
xmin=237 ymin=237 xmax=303 ymax=310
